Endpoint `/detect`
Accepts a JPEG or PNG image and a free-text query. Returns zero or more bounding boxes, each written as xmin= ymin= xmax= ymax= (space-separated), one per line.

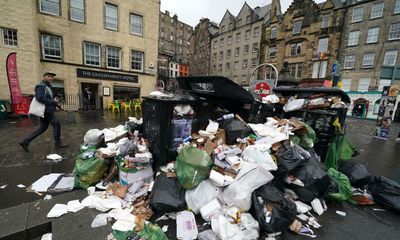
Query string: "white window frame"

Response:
xmin=131 ymin=50 xmax=144 ymax=71
xmin=130 ymin=14 xmax=143 ymax=36
xmin=41 ymin=34 xmax=62 ymax=61
xmin=235 ymin=47 xmax=240 ymax=57
xmin=70 ymin=0 xmax=85 ymax=23
xmin=317 ymin=38 xmax=328 ymax=53
xmin=227 ymin=35 xmax=232 ymax=45
xmin=344 ymin=55 xmax=356 ymax=69
xmin=395 ymin=0 xmax=400 ymax=14
xmin=84 ymin=42 xmax=100 ymax=66
xmin=40 ymin=0 xmax=60 ymax=16
xmin=289 ymin=63 xmax=303 ymax=79
xmin=290 ymin=42 xmax=302 ymax=56
xmin=383 ymin=50 xmax=398 ymax=66
xmin=236 ymin=32 xmax=241 ymax=43
xmin=341 ymin=78 xmax=352 ymax=92
xmin=270 ymin=26 xmax=277 ymax=39
xmin=106 ymin=46 xmax=121 ymax=69
xmin=389 ymin=23 xmax=400 ymax=40
xmin=371 ymin=2 xmax=384 ymax=19
xmin=293 ymin=21 xmax=302 ymax=34
xmin=362 ymin=53 xmax=375 ymax=68
xmin=105 ymin=3 xmax=118 ymax=30
xmin=358 ymin=78 xmax=370 ymax=92
xmin=321 ymin=14 xmax=329 ymax=28
xmin=352 ymin=7 xmax=363 ymax=23
xmin=2 ymin=28 xmax=18 ymax=47
xmin=244 ymin=45 xmax=249 ymax=55
xmin=366 ymin=27 xmax=379 ymax=43
xmin=348 ymin=31 xmax=360 ymax=46
xmin=312 ymin=61 xmax=327 ymax=79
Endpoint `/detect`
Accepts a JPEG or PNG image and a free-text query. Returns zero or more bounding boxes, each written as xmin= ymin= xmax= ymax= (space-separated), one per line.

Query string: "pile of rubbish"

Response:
xmin=37 ymin=94 xmax=400 ymax=239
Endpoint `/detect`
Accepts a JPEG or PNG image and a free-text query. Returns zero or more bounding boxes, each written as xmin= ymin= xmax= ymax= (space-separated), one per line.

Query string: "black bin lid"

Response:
xmin=177 ymin=76 xmax=255 ymax=102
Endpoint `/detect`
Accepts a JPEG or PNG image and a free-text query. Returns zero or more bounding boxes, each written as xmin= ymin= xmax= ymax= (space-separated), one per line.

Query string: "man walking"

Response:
xmin=19 ymin=71 xmax=68 ymax=152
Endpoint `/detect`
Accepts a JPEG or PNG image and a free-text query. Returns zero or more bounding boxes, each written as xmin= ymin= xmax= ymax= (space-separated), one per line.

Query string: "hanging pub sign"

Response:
xmin=250 ymin=79 xmax=275 ymax=100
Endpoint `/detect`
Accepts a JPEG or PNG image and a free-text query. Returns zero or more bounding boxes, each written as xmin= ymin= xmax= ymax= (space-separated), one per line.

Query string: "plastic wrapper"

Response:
xmin=175 ymin=146 xmax=213 ymax=189
xmin=185 ymin=179 xmax=223 ymax=214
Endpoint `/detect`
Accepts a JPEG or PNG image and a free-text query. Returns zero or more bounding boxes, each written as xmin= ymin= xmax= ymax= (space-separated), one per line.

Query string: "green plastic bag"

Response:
xmin=138 ymin=223 xmax=168 ymax=240
xmin=325 ymin=134 xmax=343 ymax=170
xmin=73 ymin=149 xmax=108 ymax=189
xmin=291 ymin=122 xmax=317 ymax=149
xmin=340 ymin=137 xmax=356 ymax=161
xmin=175 ymin=146 xmax=213 ymax=189
xmin=112 ymin=230 xmax=133 ymax=240
xmin=326 ymin=168 xmax=352 ymax=202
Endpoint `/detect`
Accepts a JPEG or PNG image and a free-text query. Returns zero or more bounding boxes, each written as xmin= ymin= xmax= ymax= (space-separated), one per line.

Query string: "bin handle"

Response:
xmin=250 ymin=63 xmax=279 ymax=88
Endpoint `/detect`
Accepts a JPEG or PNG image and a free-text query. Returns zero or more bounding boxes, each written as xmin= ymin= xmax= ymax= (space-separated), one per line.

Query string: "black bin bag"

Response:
xmin=220 ymin=118 xmax=253 ymax=145
xmin=276 ymin=143 xmax=309 ymax=174
xmin=150 ymin=172 xmax=186 ymax=214
xmin=369 ymin=176 xmax=400 ymax=212
xmin=251 ymin=185 xmax=297 ymax=233
xmin=290 ymin=157 xmax=331 ymax=202
xmin=339 ymin=161 xmax=371 ymax=188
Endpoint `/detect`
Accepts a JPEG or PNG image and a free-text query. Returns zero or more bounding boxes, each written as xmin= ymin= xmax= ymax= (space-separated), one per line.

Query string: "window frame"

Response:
xmin=270 ymin=26 xmax=277 ymax=39
xmin=39 ymin=0 xmax=60 ymax=16
xmin=130 ymin=13 xmax=143 ymax=36
xmin=2 ymin=28 xmax=18 ymax=47
xmin=106 ymin=46 xmax=121 ymax=69
xmin=227 ymin=35 xmax=232 ymax=45
xmin=293 ymin=21 xmax=302 ymax=34
xmin=84 ymin=41 xmax=101 ymax=66
xmin=41 ymin=34 xmax=62 ymax=61
xmin=235 ymin=47 xmax=240 ymax=57
xmin=252 ymin=43 xmax=258 ymax=53
xmin=344 ymin=55 xmax=356 ymax=69
xmin=358 ymin=78 xmax=370 ymax=92
xmin=317 ymin=38 xmax=329 ymax=53
xmin=352 ymin=6 xmax=363 ymax=23
xmin=104 ymin=2 xmax=118 ymax=31
xmin=348 ymin=30 xmax=360 ymax=46
xmin=370 ymin=2 xmax=384 ymax=19
xmin=312 ymin=61 xmax=327 ymax=79
xmin=244 ymin=45 xmax=249 ymax=55
xmin=69 ymin=0 xmax=85 ymax=23
xmin=245 ymin=29 xmax=251 ymax=40
xmin=366 ymin=27 xmax=379 ymax=43
xmin=321 ymin=14 xmax=329 ymax=28
xmin=383 ymin=50 xmax=398 ymax=66
xmin=395 ymin=0 xmax=400 ymax=14
xmin=236 ymin=32 xmax=241 ymax=43
xmin=131 ymin=50 xmax=144 ymax=72
xmin=254 ymin=27 xmax=260 ymax=37
xmin=389 ymin=23 xmax=400 ymax=40
xmin=290 ymin=42 xmax=302 ymax=56
xmin=289 ymin=63 xmax=303 ymax=79
xmin=268 ymin=46 xmax=276 ymax=59
xmin=362 ymin=52 xmax=375 ymax=68
xmin=341 ymin=78 xmax=352 ymax=92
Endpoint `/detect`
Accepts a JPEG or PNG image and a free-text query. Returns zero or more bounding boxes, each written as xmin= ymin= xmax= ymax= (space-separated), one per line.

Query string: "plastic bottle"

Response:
xmin=217 ymin=113 xmax=234 ymax=121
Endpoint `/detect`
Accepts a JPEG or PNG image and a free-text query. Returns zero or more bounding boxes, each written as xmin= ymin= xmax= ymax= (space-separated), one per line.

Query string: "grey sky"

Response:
xmin=160 ymin=0 xmax=325 ymax=27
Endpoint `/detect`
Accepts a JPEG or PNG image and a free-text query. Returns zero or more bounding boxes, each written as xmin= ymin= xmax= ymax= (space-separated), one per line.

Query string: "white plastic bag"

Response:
xmin=222 ymin=162 xmax=274 ymax=211
xmin=283 ymin=99 xmax=306 ymax=112
xmin=91 ymin=213 xmax=108 ymax=228
xmin=28 ymin=97 xmax=45 ymax=118
xmin=211 ymin=212 xmax=259 ymax=240
xmin=83 ymin=129 xmax=103 ymax=145
xmin=242 ymin=144 xmax=277 ymax=171
xmin=185 ymin=180 xmax=223 ymax=214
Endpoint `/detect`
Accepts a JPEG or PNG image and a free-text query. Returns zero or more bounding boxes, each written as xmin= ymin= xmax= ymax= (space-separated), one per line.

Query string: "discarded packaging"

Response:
xmin=47 ymin=204 xmax=68 ymax=218
xmin=336 ymin=210 xmax=346 ymax=217
xmin=91 ymin=213 xmax=109 ymax=228
xmin=176 ymin=211 xmax=198 ymax=240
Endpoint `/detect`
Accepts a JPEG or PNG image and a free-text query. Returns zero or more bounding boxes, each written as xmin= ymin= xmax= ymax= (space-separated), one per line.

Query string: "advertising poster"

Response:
xmin=374 ymin=86 xmax=397 ymax=139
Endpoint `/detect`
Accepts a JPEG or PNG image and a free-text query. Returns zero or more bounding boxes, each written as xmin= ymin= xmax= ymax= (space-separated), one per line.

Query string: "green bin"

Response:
xmin=0 ymin=100 xmax=8 ymax=120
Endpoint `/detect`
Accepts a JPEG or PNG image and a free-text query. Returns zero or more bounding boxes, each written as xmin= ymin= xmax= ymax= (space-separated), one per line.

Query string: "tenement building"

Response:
xmin=189 ymin=18 xmax=219 ymax=76
xmin=158 ymin=11 xmax=193 ymax=86
xmin=261 ymin=0 xmax=345 ymax=85
xmin=210 ymin=2 xmax=272 ymax=85
xmin=0 ymin=0 xmax=159 ymax=110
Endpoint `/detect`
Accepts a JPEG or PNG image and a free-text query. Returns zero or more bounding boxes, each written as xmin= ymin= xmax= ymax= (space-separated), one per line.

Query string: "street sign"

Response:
xmin=332 ymin=63 xmax=340 ymax=77
xmin=250 ymin=80 xmax=274 ymax=99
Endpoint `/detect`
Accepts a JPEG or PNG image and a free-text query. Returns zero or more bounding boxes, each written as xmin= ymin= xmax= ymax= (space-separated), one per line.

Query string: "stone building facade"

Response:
xmin=210 ymin=3 xmax=271 ymax=85
xmin=158 ymin=11 xmax=193 ymax=86
xmin=338 ymin=0 xmax=400 ymax=92
xmin=260 ymin=0 xmax=345 ymax=85
xmin=188 ymin=18 xmax=219 ymax=76
xmin=0 ymin=0 xmax=159 ymax=110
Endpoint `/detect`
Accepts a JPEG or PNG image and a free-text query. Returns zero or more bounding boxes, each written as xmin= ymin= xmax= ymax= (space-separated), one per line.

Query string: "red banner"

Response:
xmin=6 ymin=52 xmax=23 ymax=104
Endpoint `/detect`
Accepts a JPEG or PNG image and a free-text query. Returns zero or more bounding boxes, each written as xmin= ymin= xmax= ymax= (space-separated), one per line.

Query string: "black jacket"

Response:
xmin=35 ymin=81 xmax=57 ymax=114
